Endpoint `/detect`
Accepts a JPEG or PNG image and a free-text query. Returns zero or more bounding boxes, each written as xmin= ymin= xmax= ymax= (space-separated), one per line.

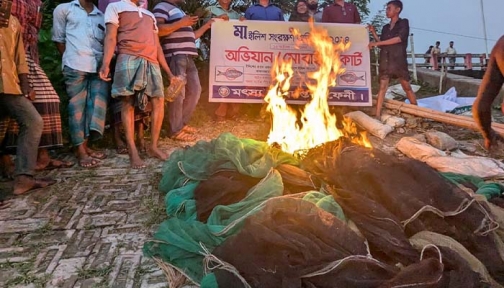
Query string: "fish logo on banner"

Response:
xmin=215 ymin=67 xmax=244 ymax=82
xmin=337 ymin=71 xmax=366 ymax=87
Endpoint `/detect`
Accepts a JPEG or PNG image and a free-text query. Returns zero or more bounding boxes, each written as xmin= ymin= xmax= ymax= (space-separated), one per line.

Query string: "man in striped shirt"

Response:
xmin=153 ymin=0 xmax=213 ymax=142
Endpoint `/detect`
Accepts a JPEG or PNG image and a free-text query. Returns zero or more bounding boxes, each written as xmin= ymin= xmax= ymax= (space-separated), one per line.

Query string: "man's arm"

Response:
xmin=14 ymin=24 xmax=29 ymax=76
xmin=473 ymin=37 xmax=504 ymax=148
xmin=156 ymin=16 xmax=199 ymax=37
xmin=353 ymin=4 xmax=361 ymax=24
xmin=155 ymin=35 xmax=173 ymax=78
xmin=371 ymin=37 xmax=401 ymax=47
xmin=278 ymin=8 xmax=284 ymax=21
xmin=370 ymin=20 xmax=408 ymax=47
xmin=368 ymin=25 xmax=380 ymax=42
xmin=52 ymin=4 xmax=67 ymax=56
xmin=194 ymin=20 xmax=212 ymax=39
xmin=321 ymin=8 xmax=329 ymax=22
xmin=99 ymin=23 xmax=118 ymax=81
xmin=244 ymin=8 xmax=251 ymax=20
xmin=14 ymin=19 xmax=31 ymax=97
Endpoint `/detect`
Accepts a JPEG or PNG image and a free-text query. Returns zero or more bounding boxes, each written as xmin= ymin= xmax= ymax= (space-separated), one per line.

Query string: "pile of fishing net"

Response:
xmin=143 ymin=133 xmax=504 ymax=288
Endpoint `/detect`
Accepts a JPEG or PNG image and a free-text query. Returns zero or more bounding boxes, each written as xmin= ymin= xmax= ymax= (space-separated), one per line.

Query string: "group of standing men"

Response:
xmin=0 ymin=0 xmax=419 ymax=198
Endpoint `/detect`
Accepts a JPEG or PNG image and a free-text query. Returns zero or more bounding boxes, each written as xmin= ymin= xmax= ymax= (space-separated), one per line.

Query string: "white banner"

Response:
xmin=209 ymin=20 xmax=372 ymax=106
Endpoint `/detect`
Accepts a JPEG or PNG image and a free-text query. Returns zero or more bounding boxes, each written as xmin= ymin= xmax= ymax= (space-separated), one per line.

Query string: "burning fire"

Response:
xmin=265 ymin=22 xmax=372 ymax=153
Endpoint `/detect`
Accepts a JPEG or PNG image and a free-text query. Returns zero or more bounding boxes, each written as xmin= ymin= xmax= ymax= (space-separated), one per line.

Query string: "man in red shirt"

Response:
xmin=321 ymin=0 xmax=360 ymax=24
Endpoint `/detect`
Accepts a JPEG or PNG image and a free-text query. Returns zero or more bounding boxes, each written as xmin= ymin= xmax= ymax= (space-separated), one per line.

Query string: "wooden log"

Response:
xmin=381 ymin=98 xmax=504 ymax=135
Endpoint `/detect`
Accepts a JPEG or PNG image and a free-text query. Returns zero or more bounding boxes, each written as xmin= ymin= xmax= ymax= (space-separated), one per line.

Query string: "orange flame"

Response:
xmin=265 ymin=21 xmax=372 ymax=153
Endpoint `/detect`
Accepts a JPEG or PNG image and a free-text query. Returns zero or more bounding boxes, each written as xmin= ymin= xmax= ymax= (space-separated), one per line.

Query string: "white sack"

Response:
xmin=345 ymin=111 xmax=394 ymax=139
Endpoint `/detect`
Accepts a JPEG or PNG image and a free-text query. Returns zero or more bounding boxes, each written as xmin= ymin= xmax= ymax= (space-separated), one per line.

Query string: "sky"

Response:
xmin=366 ymin=0 xmax=504 ymax=55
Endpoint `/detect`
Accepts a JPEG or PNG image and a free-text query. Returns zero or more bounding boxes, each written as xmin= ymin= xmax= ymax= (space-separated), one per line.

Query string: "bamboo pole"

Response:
xmin=381 ymin=98 xmax=504 ymax=135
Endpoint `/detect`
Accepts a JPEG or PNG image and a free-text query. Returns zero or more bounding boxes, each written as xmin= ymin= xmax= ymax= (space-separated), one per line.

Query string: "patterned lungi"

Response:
xmin=0 ymin=54 xmax=63 ymax=150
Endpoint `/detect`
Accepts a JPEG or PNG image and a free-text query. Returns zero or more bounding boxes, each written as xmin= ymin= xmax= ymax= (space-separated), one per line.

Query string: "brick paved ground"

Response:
xmin=0 ymin=119 xmax=269 ymax=288
xmin=0 ymin=110 xmax=492 ymax=288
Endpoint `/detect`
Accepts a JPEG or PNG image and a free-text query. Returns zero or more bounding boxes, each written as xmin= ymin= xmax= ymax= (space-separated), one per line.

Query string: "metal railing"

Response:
xmin=371 ymin=34 xmax=487 ymax=93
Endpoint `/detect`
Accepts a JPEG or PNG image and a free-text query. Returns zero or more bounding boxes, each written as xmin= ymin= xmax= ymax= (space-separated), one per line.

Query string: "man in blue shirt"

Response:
xmin=245 ymin=0 xmax=284 ymax=21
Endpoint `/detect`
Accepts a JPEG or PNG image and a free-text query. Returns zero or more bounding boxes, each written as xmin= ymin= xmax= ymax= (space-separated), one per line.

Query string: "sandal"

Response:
xmin=116 ymin=146 xmax=128 ymax=155
xmin=182 ymin=125 xmax=197 ymax=134
xmin=171 ymin=130 xmax=196 ymax=142
xmin=79 ymin=157 xmax=100 ymax=168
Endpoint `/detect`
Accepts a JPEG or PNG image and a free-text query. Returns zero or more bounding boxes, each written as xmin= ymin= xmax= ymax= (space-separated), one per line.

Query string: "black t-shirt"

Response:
xmin=379 ymin=18 xmax=410 ymax=79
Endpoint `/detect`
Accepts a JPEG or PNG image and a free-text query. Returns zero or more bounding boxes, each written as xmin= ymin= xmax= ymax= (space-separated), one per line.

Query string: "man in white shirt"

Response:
xmin=52 ymin=0 xmax=110 ymax=168
xmin=446 ymin=41 xmax=457 ymax=70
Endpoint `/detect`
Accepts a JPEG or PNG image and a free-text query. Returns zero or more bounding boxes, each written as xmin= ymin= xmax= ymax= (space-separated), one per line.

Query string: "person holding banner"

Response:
xmin=289 ymin=0 xmax=310 ymax=22
xmin=244 ymin=0 xmax=284 ymax=21
xmin=368 ymin=0 xmax=417 ymax=117
xmin=207 ymin=0 xmax=243 ymax=122
xmin=321 ymin=0 xmax=361 ymax=24
xmin=306 ymin=0 xmax=323 ymax=22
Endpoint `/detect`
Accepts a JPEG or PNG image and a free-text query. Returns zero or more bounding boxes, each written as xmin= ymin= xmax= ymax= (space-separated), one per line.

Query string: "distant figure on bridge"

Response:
xmin=431 ymin=41 xmax=441 ymax=70
xmin=446 ymin=41 xmax=457 ymax=70
xmin=368 ymin=0 xmax=417 ymax=117
xmin=473 ymin=35 xmax=504 ymax=150
xmin=425 ymin=45 xmax=434 ymax=68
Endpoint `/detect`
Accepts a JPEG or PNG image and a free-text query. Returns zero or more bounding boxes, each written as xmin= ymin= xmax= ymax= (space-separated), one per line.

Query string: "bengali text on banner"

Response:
xmin=208 ymin=20 xmax=372 ymax=106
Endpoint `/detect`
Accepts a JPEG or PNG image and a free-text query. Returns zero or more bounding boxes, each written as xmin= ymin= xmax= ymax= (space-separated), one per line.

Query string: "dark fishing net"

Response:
xmin=210 ymin=197 xmax=391 ymax=288
xmin=302 ymin=140 xmax=504 ymax=283
xmin=194 ymin=171 xmax=262 ymax=222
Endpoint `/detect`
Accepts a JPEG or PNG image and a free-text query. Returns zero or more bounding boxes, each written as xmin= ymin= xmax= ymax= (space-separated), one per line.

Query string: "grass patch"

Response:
xmin=2 ymin=257 xmax=50 ymax=288
xmin=142 ymin=172 xmax=166 ymax=229
xmin=77 ymin=265 xmax=113 ymax=279
xmin=5 ymin=273 xmax=51 ymax=288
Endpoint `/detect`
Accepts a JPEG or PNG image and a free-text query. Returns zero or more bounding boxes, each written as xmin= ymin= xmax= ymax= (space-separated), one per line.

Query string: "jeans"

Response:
xmin=0 ymin=94 xmax=42 ymax=176
xmin=167 ymin=55 xmax=201 ymax=136
xmin=62 ymin=66 xmax=109 ymax=146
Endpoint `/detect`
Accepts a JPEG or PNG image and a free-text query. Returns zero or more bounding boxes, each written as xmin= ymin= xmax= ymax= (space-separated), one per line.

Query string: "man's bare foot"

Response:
xmin=13 ymin=175 xmax=56 ymax=195
xmin=36 ymin=155 xmax=51 ymax=170
xmin=147 ymin=146 xmax=167 ymax=161
xmin=79 ymin=157 xmax=100 ymax=168
xmin=137 ymin=139 xmax=146 ymax=154
xmin=85 ymin=148 xmax=107 ymax=160
xmin=129 ymin=153 xmax=146 ymax=169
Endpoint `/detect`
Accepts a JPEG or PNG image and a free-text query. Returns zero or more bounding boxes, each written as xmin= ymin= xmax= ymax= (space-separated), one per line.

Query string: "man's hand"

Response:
xmin=484 ymin=130 xmax=504 ymax=150
xmin=368 ymin=41 xmax=378 ymax=49
xmin=367 ymin=24 xmax=376 ymax=33
xmin=99 ymin=65 xmax=111 ymax=81
xmin=0 ymin=17 xmax=9 ymax=28
xmin=19 ymin=74 xmax=35 ymax=100
xmin=165 ymin=69 xmax=175 ymax=79
xmin=239 ymin=16 xmax=246 ymax=21
xmin=203 ymin=18 xmax=215 ymax=29
xmin=180 ymin=15 xmax=199 ymax=27
xmin=218 ymin=14 xmax=229 ymax=21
